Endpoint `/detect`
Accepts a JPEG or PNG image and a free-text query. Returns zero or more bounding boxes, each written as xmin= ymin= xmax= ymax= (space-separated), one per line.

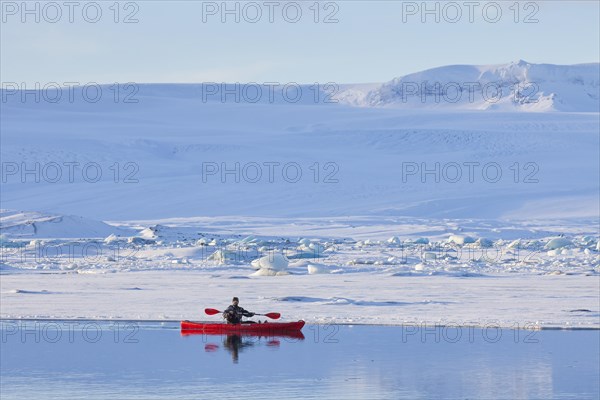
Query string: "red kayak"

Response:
xmin=180 ymin=320 xmax=305 ymax=336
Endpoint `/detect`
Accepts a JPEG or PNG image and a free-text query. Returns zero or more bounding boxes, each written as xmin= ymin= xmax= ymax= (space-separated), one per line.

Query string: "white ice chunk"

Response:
xmin=544 ymin=237 xmax=573 ymax=250
xmin=448 ymin=235 xmax=476 ymax=245
xmin=250 ymin=253 xmax=288 ymax=271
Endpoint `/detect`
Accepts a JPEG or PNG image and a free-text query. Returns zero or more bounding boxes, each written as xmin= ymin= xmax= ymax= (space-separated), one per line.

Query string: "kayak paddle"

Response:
xmin=204 ymin=308 xmax=281 ymax=319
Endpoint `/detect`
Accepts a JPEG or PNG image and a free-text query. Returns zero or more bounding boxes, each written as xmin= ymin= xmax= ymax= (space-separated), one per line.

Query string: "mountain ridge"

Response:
xmin=339 ymin=60 xmax=599 ymax=112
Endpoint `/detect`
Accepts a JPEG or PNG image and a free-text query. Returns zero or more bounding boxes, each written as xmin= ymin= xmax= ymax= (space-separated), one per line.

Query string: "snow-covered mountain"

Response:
xmin=338 ymin=61 xmax=600 ymax=112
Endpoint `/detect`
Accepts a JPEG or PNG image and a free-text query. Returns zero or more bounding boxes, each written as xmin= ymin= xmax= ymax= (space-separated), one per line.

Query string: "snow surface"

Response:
xmin=1 ymin=63 xmax=599 ymax=221
xmin=1 ymin=61 xmax=598 ymax=328
xmin=1 ymin=270 xmax=598 ymax=328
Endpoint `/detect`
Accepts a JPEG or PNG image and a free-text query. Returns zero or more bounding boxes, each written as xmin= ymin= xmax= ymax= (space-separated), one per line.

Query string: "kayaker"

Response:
xmin=223 ymin=297 xmax=255 ymax=324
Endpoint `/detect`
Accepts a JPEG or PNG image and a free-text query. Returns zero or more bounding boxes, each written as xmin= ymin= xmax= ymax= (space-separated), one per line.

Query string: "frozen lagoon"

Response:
xmin=1 ymin=321 xmax=598 ymax=399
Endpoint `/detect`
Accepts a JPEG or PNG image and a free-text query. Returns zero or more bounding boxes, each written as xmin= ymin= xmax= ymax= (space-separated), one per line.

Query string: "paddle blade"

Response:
xmin=205 ymin=308 xmax=221 ymax=315
xmin=264 ymin=312 xmax=281 ymax=319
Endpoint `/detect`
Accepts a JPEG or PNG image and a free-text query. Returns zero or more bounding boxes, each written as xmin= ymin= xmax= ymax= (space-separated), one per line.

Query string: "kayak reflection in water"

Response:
xmin=223 ymin=334 xmax=254 ymax=364
xmin=223 ymin=297 xmax=255 ymax=324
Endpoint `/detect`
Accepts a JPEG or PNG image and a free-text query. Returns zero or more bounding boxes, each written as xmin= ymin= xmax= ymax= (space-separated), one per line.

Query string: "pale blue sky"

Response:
xmin=2 ymin=1 xmax=599 ymax=86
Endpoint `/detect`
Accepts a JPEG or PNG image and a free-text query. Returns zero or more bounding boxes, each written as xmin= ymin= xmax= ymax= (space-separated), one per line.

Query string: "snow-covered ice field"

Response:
xmin=1 ymin=212 xmax=598 ymax=327
xmin=1 ymin=62 xmax=599 ymax=328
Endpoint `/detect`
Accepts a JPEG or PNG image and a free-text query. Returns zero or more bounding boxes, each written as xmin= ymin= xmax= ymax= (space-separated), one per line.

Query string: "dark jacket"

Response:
xmin=223 ymin=305 xmax=254 ymax=324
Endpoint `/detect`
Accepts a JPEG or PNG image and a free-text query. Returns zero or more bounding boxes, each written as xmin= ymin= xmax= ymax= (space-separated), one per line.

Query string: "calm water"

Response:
xmin=1 ymin=321 xmax=598 ymax=399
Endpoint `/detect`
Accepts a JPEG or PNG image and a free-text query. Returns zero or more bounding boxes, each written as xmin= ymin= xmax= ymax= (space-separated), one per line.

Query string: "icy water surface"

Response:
xmin=1 ymin=321 xmax=598 ymax=399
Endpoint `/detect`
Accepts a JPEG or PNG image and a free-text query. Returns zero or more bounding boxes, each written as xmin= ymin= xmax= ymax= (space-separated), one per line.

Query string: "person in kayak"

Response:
xmin=223 ymin=297 xmax=255 ymax=324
